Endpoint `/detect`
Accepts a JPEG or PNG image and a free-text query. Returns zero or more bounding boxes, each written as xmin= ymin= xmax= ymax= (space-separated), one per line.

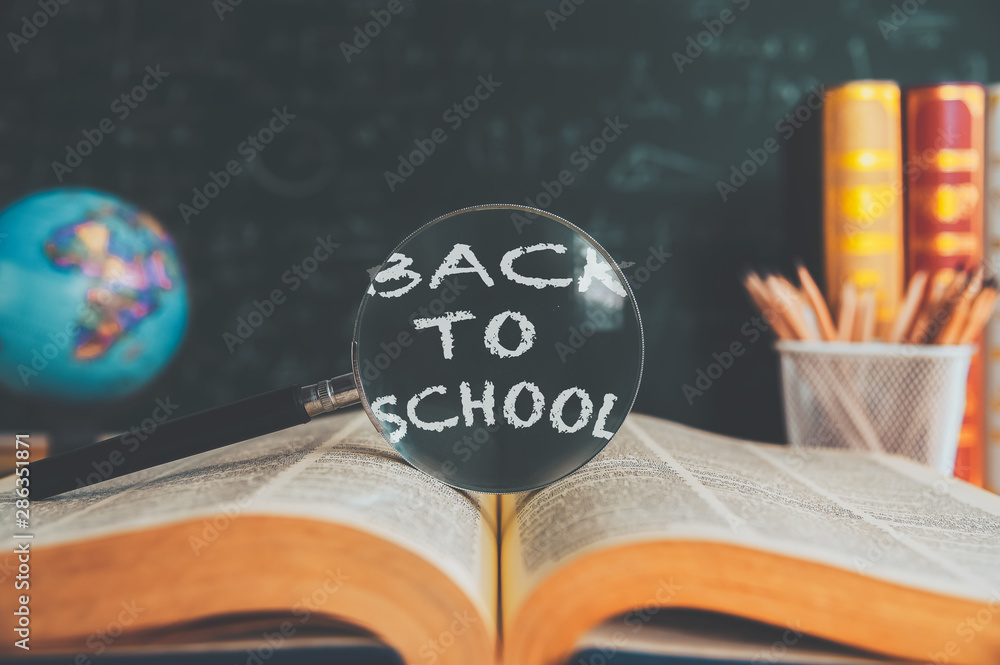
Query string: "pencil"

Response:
xmin=779 ymin=275 xmax=823 ymax=340
xmin=857 ymin=289 xmax=877 ymax=342
xmin=965 ymin=265 xmax=986 ymax=300
xmin=837 ymin=281 xmax=857 ymax=342
xmin=912 ymin=269 xmax=965 ymax=344
xmin=909 ymin=270 xmax=956 ymax=343
xmin=958 ymin=287 xmax=998 ymax=345
xmin=934 ymin=265 xmax=985 ymax=344
xmin=743 ymin=272 xmax=795 ymax=340
xmin=768 ymin=275 xmax=817 ymax=341
xmin=797 ymin=264 xmax=837 ymax=341
xmin=938 ymin=296 xmax=971 ymax=344
xmin=887 ymin=271 xmax=928 ymax=343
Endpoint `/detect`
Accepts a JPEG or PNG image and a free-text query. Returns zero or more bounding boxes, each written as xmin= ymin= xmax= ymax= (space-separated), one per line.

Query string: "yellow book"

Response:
xmin=3 ymin=410 xmax=1000 ymax=664
xmin=823 ymin=81 xmax=905 ymax=336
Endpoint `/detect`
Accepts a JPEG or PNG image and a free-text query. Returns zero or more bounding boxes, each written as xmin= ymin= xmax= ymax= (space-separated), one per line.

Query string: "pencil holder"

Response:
xmin=776 ymin=341 xmax=974 ymax=475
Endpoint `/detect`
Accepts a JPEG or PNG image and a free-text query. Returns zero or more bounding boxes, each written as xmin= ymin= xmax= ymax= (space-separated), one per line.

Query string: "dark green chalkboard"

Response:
xmin=1 ymin=0 xmax=998 ymax=444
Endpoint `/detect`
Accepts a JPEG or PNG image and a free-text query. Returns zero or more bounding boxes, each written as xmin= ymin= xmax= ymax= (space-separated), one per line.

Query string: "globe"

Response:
xmin=0 ymin=188 xmax=188 ymax=401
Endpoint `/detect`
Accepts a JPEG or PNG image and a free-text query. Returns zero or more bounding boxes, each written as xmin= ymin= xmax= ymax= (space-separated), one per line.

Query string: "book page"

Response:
xmin=0 ymin=409 xmax=497 ymax=618
xmin=502 ymin=413 xmax=1000 ymax=619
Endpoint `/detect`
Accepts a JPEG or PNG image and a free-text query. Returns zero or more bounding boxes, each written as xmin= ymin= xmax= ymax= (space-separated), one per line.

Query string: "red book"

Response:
xmin=904 ymin=83 xmax=986 ymax=485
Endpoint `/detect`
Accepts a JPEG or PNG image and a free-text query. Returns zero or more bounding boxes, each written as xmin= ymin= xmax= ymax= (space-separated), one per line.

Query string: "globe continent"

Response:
xmin=0 ymin=188 xmax=188 ymax=401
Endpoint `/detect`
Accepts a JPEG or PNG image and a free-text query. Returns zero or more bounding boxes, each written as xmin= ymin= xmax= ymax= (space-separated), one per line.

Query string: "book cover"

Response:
xmin=822 ymin=80 xmax=905 ymax=336
xmin=987 ymin=83 xmax=1000 ymax=492
xmin=904 ymin=82 xmax=987 ymax=486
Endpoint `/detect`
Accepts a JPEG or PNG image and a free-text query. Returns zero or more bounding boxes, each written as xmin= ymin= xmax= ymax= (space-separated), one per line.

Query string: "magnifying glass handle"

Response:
xmin=27 ymin=373 xmax=360 ymax=500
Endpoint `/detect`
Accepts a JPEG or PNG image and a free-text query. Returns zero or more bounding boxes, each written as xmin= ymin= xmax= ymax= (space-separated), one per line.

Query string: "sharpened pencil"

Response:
xmin=908 ymin=270 xmax=950 ymax=343
xmin=958 ymin=287 xmax=998 ymax=345
xmin=887 ymin=271 xmax=928 ymax=343
xmin=743 ymin=272 xmax=795 ymax=340
xmin=767 ymin=275 xmax=817 ymax=341
xmin=857 ymin=289 xmax=877 ymax=342
xmin=797 ymin=264 xmax=837 ymax=341
xmin=837 ymin=281 xmax=857 ymax=342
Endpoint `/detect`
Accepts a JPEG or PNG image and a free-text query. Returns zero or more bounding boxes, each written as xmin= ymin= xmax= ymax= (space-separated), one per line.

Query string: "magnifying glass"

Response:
xmin=29 ymin=204 xmax=643 ymax=498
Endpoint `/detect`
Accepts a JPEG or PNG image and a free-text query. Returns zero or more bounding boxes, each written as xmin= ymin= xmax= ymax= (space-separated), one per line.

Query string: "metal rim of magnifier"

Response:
xmin=350 ymin=203 xmax=645 ymax=493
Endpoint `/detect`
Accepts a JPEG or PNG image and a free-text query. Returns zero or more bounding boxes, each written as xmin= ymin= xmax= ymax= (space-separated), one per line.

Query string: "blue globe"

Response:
xmin=0 ymin=188 xmax=188 ymax=401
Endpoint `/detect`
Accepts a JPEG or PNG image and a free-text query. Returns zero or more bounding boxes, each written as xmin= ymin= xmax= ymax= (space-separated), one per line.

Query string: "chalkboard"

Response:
xmin=2 ymin=0 xmax=999 ymax=445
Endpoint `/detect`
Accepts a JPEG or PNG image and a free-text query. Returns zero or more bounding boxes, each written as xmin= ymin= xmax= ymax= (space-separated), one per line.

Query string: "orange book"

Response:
xmin=822 ymin=81 xmax=905 ymax=336
xmin=904 ymin=83 xmax=987 ymax=485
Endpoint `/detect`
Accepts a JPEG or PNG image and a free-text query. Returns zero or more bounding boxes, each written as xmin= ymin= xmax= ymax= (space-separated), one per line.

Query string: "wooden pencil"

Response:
xmin=797 ymin=265 xmax=837 ymax=341
xmin=778 ymin=275 xmax=822 ymax=340
xmin=935 ymin=268 xmax=983 ymax=344
xmin=938 ymin=297 xmax=971 ymax=344
xmin=886 ymin=271 xmax=927 ymax=343
xmin=837 ymin=281 xmax=857 ymax=342
xmin=742 ymin=264 xmax=995 ymax=346
xmin=743 ymin=272 xmax=795 ymax=340
xmin=767 ymin=275 xmax=817 ymax=341
xmin=857 ymin=289 xmax=877 ymax=342
xmin=958 ymin=287 xmax=998 ymax=345
xmin=910 ymin=270 xmax=958 ymax=343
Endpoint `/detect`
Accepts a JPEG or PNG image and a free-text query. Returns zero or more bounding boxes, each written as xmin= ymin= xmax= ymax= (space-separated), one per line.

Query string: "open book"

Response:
xmin=2 ymin=410 xmax=1000 ymax=664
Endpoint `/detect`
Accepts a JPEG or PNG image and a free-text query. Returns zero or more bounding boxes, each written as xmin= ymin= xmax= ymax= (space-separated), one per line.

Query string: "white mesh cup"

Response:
xmin=777 ymin=341 xmax=974 ymax=476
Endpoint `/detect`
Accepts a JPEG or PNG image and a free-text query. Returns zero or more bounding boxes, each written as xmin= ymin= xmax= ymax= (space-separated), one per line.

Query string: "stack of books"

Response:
xmin=822 ymin=80 xmax=995 ymax=489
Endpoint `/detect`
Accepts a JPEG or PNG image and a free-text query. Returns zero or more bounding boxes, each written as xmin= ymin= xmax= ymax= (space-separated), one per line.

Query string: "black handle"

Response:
xmin=29 ymin=385 xmax=311 ymax=500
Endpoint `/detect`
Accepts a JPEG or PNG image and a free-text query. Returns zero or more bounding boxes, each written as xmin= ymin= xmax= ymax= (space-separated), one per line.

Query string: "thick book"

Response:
xmin=2 ymin=411 xmax=1000 ymax=664
xmin=904 ymin=82 xmax=987 ymax=486
xmin=822 ymin=80 xmax=905 ymax=336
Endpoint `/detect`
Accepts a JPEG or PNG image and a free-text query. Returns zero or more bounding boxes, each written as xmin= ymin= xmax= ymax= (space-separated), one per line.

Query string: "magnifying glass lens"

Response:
xmin=354 ymin=205 xmax=643 ymax=493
